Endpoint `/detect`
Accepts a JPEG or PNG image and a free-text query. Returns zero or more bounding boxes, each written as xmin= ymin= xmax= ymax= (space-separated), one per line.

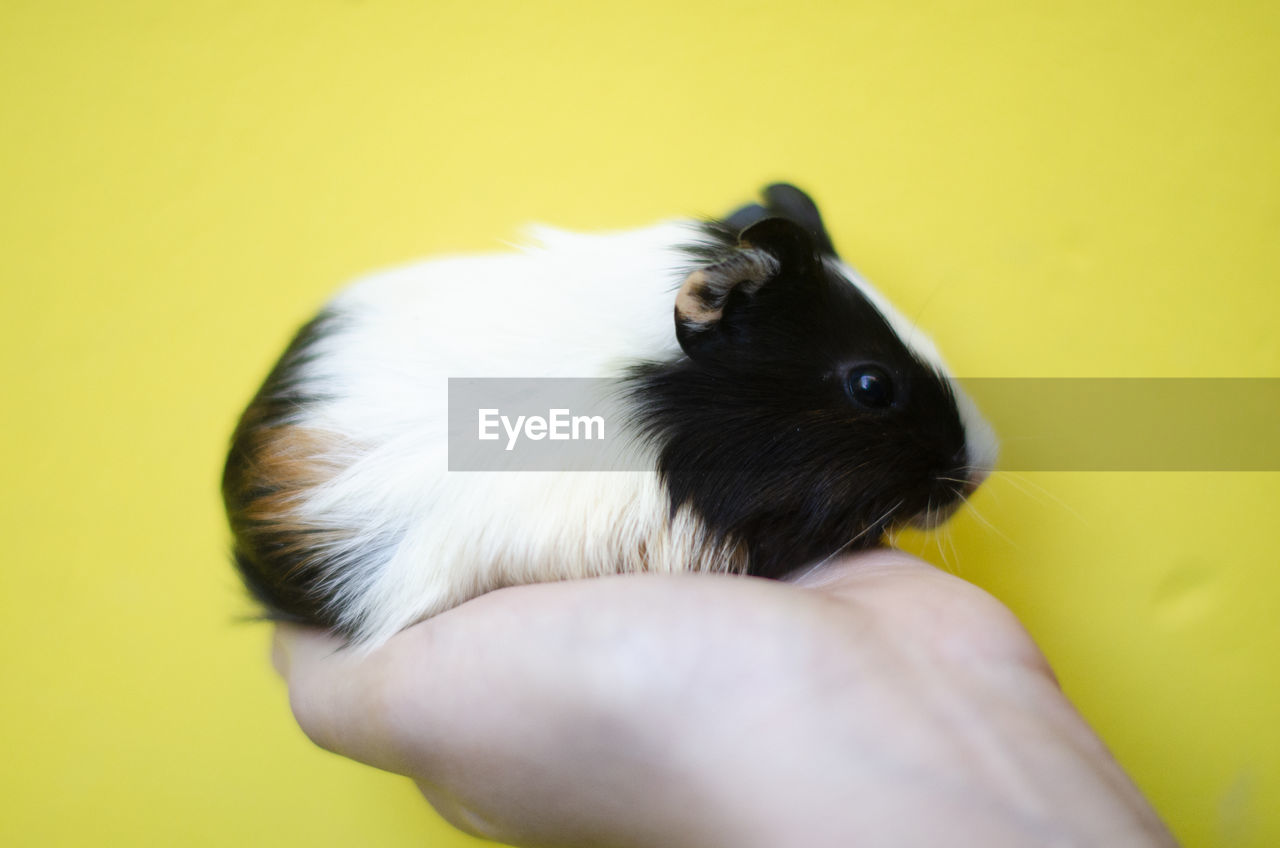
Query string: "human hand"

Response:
xmin=273 ymin=551 xmax=1176 ymax=847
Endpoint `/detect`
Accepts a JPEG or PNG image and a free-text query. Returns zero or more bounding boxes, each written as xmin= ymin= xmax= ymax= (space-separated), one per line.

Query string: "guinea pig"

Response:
xmin=222 ymin=183 xmax=998 ymax=646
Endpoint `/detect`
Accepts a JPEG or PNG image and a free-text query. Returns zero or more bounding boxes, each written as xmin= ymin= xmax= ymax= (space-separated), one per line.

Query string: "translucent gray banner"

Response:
xmin=448 ymin=378 xmax=1280 ymax=471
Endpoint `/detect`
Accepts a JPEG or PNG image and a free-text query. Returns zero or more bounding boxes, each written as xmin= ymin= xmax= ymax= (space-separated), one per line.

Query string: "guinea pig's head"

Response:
xmin=632 ymin=215 xmax=997 ymax=578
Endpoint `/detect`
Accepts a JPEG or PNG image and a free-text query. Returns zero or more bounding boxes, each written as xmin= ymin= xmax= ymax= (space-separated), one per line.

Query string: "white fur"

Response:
xmin=282 ymin=222 xmax=994 ymax=645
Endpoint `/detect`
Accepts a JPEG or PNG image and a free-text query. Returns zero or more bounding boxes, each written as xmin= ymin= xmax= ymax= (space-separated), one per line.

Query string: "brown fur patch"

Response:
xmin=224 ymin=412 xmax=364 ymax=627
xmin=675 ymin=269 xmax=720 ymax=324
xmin=234 ymin=425 xmax=338 ymax=526
xmin=675 ymin=250 xmax=780 ymax=331
xmin=228 ymin=423 xmax=352 ymax=576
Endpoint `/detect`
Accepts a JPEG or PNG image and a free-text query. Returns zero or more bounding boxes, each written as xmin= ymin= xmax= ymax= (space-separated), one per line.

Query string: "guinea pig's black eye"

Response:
xmin=845 ymin=365 xmax=895 ymax=409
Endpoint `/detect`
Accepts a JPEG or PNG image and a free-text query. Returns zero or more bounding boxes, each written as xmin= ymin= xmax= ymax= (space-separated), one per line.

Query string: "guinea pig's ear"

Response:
xmin=737 ymin=216 xmax=819 ymax=271
xmin=675 ymin=217 xmax=817 ymax=360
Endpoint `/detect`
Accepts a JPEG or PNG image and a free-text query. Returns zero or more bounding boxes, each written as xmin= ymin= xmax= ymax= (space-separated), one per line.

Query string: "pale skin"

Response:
xmin=274 ymin=550 xmax=1178 ymax=847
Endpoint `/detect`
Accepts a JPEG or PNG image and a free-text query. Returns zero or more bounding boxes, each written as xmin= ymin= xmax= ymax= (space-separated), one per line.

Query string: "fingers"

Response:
xmin=272 ymin=623 xmax=424 ymax=775
xmin=789 ymin=550 xmax=1058 ymax=682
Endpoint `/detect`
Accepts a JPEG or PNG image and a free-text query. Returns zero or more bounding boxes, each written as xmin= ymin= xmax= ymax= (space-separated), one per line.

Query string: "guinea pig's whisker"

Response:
xmin=804 ymin=498 xmax=906 ymax=575
xmin=999 ymin=471 xmax=1088 ymax=524
xmin=946 ymin=526 xmax=962 ymax=574
xmin=964 ymin=501 xmax=1019 ymax=550
xmin=999 ymin=475 xmax=1049 ymax=508
xmin=930 ymin=501 xmax=954 ymax=573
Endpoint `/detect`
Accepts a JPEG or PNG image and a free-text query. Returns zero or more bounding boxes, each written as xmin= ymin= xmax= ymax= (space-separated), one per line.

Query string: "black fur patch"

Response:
xmin=701 ymin=182 xmax=838 ymax=262
xmin=633 ymin=186 xmax=970 ymax=578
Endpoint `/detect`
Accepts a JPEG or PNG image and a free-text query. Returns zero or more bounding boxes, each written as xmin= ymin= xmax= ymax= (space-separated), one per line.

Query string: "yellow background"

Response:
xmin=2 ymin=2 xmax=1276 ymax=846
